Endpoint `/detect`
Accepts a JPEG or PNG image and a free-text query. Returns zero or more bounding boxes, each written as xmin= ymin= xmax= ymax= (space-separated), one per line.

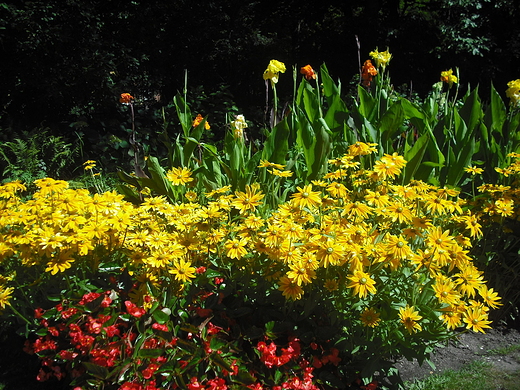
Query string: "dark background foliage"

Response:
xmin=0 ymin=0 xmax=519 ymax=173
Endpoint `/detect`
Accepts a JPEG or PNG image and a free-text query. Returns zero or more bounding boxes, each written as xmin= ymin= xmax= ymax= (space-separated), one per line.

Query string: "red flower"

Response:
xmin=79 ymin=292 xmax=101 ymax=305
xmin=152 ymin=322 xmax=169 ymax=332
xmin=125 ymin=301 xmax=146 ymax=318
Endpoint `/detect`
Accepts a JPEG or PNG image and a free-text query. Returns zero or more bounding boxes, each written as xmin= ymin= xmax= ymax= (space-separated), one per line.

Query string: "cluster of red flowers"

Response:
xmin=25 ymin=291 xmax=177 ymax=388
xmin=257 ymin=339 xmax=301 ymax=368
xmin=361 ymin=60 xmax=378 ymax=87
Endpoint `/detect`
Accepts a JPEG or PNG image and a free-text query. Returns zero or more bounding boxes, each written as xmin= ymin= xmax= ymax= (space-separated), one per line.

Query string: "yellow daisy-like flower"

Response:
xmin=224 ymin=237 xmax=249 ymax=259
xmin=323 ymin=279 xmax=339 ymax=292
xmin=166 ymin=167 xmax=194 ymax=186
xmin=464 ymin=166 xmax=484 ymax=175
xmin=399 ymin=305 xmax=423 ymax=334
xmin=478 ymin=286 xmax=502 ymax=309
xmin=278 ymin=275 xmax=304 ymax=300
xmin=440 ymin=307 xmax=463 ymax=330
xmin=169 ymin=258 xmax=197 ymax=283
xmin=360 ymin=307 xmax=381 ymax=328
xmin=45 ymin=252 xmax=75 ymax=275
xmin=347 ymin=142 xmax=378 ymax=156
xmin=433 ymin=278 xmax=461 ymax=306
xmin=291 ymin=184 xmax=322 ymax=209
xmin=286 ymin=261 xmax=316 ymax=286
xmin=315 ymin=240 xmax=345 ymax=268
xmin=0 ymin=286 xmax=14 ymax=310
xmin=463 ymin=306 xmax=492 ymax=333
xmin=232 ymin=183 xmax=265 ymax=214
xmin=346 ymin=271 xmax=376 ymax=299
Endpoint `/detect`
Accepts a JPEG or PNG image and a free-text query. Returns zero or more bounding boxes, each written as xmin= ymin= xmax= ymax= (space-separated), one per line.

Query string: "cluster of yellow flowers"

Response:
xmin=0 ymin=143 xmax=506 ymax=335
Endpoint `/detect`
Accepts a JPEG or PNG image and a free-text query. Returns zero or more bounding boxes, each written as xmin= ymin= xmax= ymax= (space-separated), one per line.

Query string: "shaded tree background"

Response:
xmin=0 ymin=0 xmax=519 ymax=171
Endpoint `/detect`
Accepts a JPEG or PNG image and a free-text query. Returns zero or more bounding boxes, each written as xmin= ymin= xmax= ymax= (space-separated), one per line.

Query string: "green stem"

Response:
xmin=8 ymin=304 xmax=32 ymax=326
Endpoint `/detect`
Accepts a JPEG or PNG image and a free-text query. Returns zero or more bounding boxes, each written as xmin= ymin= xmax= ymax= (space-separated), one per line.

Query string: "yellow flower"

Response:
xmin=224 ymin=237 xmax=249 ymax=259
xmin=169 ymin=258 xmax=197 ymax=283
xmin=0 ymin=286 xmax=14 ymax=310
xmin=268 ymin=168 xmax=293 ymax=178
xmin=440 ymin=69 xmax=458 ymax=87
xmin=231 ymin=114 xmax=247 ymax=138
xmin=463 ymin=306 xmax=492 ymax=333
xmin=291 ymin=184 xmax=322 ymax=209
xmin=494 ymin=198 xmax=514 ymax=217
xmin=323 ymin=279 xmax=339 ymax=292
xmin=384 ymin=234 xmax=413 ymax=260
xmin=399 ymin=305 xmax=422 ymax=334
xmin=347 ymin=142 xmax=378 ymax=156
xmin=33 ymin=178 xmax=69 ymax=196
xmin=478 ymin=286 xmax=502 ymax=309
xmin=360 ymin=308 xmax=381 ymax=327
xmin=369 ymin=48 xmax=392 ymax=70
xmin=232 ymin=183 xmax=265 ymax=214
xmin=315 ymin=239 xmax=344 ymax=267
xmin=278 ymin=275 xmax=304 ymax=300
xmin=286 ymin=261 xmax=316 ymax=286
xmin=440 ymin=307 xmax=463 ymax=330
xmin=347 ymin=271 xmax=376 ymax=299
xmin=166 ymin=167 xmax=194 ymax=186
xmin=506 ymin=79 xmax=520 ymax=107
xmin=83 ymin=160 xmax=97 ymax=171
xmin=45 ymin=252 xmax=75 ymax=275
xmin=433 ymin=278 xmax=461 ymax=306
xmin=263 ymin=59 xmax=286 ymax=84
xmin=464 ymin=166 xmax=484 ymax=175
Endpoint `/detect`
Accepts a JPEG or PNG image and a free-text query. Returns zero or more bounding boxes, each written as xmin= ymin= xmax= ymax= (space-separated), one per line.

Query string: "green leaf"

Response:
xmin=152 ymin=309 xmax=170 ymax=324
xmin=173 ymin=94 xmax=192 ymax=137
xmin=82 ymin=362 xmax=109 ymax=380
xmin=137 ymin=348 xmax=164 ymax=358
xmin=262 ymin=119 xmax=290 ymax=165
xmin=488 ymin=82 xmax=506 ymax=135
xmin=402 ymin=134 xmax=430 ymax=184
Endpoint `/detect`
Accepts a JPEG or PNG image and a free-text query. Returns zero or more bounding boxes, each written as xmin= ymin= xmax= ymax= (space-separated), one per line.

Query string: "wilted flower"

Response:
xmin=369 ymin=48 xmax=392 ymax=70
xmin=440 ymin=69 xmax=458 ymax=88
xmin=300 ymin=65 xmax=316 ymax=80
xmin=361 ymin=60 xmax=378 ymax=87
xmin=506 ymin=79 xmax=520 ymax=107
xmin=263 ymin=59 xmax=286 ymax=84
xmin=119 ymin=93 xmax=134 ymax=104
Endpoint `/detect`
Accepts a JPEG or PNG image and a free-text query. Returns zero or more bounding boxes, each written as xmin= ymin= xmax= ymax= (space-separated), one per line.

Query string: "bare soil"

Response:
xmin=393 ymin=326 xmax=520 ymax=385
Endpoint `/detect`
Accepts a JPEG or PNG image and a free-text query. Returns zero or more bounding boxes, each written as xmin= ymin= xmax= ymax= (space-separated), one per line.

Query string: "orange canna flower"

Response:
xmin=361 ymin=60 xmax=378 ymax=87
xmin=119 ymin=93 xmax=134 ymax=104
xmin=300 ymin=65 xmax=316 ymax=80
xmin=192 ymin=114 xmax=210 ymax=130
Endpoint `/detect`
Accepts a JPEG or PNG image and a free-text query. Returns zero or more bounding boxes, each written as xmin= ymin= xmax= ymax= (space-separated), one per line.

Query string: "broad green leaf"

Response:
xmin=262 ymin=118 xmax=290 ymax=164
xmin=488 ymin=82 xmax=506 ymax=135
xmin=357 ymin=85 xmax=376 ymax=120
xmin=402 ymin=133 xmax=430 ymax=184
xmin=173 ymin=94 xmax=192 ymax=137
xmin=459 ymin=87 xmax=483 ymax=134
xmin=82 ymin=362 xmax=109 ymax=380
